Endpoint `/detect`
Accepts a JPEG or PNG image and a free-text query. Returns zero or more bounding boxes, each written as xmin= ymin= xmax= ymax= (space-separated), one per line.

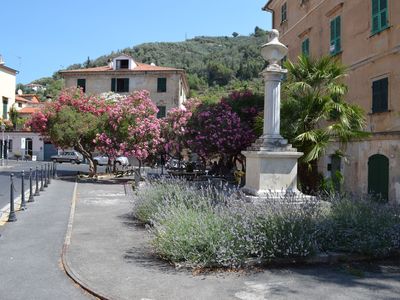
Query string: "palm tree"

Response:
xmin=281 ymin=55 xmax=369 ymax=192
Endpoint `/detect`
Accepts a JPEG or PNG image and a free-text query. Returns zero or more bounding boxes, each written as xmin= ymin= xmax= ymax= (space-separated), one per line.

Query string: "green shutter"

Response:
xmin=302 ymin=38 xmax=310 ymax=57
xmin=157 ymin=78 xmax=167 ymax=92
xmin=124 ymin=78 xmax=129 ymax=92
xmin=330 ymin=16 xmax=341 ymax=55
xmin=111 ymin=78 xmax=116 ymax=92
xmin=372 ymin=77 xmax=388 ymax=113
xmin=371 ymin=0 xmax=388 ymax=34
xmin=281 ymin=3 xmax=287 ymax=23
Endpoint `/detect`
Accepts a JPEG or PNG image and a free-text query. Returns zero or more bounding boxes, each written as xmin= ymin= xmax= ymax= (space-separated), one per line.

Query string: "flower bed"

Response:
xmin=132 ymin=179 xmax=400 ymax=269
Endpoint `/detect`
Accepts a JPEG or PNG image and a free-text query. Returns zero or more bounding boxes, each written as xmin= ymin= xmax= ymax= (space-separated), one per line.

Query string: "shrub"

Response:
xmin=132 ymin=178 xmax=400 ymax=269
xmin=318 ymin=197 xmax=400 ymax=256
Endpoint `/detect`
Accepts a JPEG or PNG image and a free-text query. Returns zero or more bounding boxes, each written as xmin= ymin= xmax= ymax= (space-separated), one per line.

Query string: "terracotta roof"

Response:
xmin=60 ymin=62 xmax=184 ymax=74
xmin=18 ymin=107 xmax=41 ymax=115
xmin=15 ymin=94 xmax=40 ymax=104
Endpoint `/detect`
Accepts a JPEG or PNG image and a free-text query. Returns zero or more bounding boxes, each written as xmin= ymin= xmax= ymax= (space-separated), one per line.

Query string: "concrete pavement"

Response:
xmin=64 ymin=180 xmax=400 ymax=300
xmin=0 ymin=178 xmax=92 ymax=300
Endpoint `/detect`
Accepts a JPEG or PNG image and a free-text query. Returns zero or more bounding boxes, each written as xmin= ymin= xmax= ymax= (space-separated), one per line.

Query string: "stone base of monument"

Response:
xmin=241 ymin=147 xmax=314 ymax=203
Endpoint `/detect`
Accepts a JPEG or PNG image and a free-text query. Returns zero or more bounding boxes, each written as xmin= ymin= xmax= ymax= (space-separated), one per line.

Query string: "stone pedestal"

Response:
xmin=242 ymin=150 xmax=303 ymax=197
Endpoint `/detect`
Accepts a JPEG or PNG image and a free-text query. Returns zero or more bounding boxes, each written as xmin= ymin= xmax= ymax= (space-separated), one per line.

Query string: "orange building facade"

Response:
xmin=264 ymin=0 xmax=400 ymax=202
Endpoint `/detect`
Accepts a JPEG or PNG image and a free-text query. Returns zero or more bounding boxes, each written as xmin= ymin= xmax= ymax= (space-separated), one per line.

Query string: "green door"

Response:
xmin=368 ymin=154 xmax=389 ymax=202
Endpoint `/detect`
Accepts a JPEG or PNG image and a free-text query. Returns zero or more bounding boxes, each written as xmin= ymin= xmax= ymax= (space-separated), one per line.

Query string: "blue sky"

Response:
xmin=2 ymin=0 xmax=271 ymax=84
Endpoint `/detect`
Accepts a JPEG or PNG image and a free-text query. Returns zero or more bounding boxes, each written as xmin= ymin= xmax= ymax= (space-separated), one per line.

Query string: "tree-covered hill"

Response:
xmin=30 ymin=27 xmax=270 ymax=101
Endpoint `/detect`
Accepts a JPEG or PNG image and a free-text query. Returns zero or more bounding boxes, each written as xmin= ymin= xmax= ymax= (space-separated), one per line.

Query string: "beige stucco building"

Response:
xmin=60 ymin=54 xmax=189 ymax=117
xmin=264 ymin=0 xmax=400 ymax=202
xmin=0 ymin=60 xmax=17 ymax=120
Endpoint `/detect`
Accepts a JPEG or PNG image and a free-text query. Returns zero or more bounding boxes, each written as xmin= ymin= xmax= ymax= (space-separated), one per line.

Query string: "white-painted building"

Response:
xmin=0 ymin=60 xmax=17 ymax=120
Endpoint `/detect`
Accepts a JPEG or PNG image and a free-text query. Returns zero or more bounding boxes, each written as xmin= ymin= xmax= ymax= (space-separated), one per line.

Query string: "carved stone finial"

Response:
xmin=261 ymin=29 xmax=288 ymax=69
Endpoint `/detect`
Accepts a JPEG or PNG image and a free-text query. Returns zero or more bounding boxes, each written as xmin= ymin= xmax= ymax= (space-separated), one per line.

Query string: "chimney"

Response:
xmin=107 ymin=58 xmax=113 ymax=69
xmin=0 ymin=55 xmax=4 ymax=65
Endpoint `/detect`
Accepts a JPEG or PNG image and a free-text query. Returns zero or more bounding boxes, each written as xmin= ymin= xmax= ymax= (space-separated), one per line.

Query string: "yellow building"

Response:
xmin=263 ymin=0 xmax=400 ymax=202
xmin=60 ymin=54 xmax=189 ymax=118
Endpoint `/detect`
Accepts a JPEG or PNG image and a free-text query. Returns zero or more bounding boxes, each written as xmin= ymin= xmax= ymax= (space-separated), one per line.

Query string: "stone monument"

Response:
xmin=242 ymin=29 xmax=303 ymax=198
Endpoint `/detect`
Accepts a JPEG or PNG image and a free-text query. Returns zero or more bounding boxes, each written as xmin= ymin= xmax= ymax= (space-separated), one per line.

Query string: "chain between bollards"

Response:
xmin=20 ymin=170 xmax=27 ymax=211
xmin=34 ymin=166 xmax=40 ymax=196
xmin=40 ymin=165 xmax=44 ymax=191
xmin=8 ymin=174 xmax=17 ymax=222
xmin=28 ymin=167 xmax=34 ymax=202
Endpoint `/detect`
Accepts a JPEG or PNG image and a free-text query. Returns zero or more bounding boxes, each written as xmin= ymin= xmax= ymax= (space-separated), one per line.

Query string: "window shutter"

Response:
xmin=371 ymin=0 xmax=388 ymax=34
xmin=372 ymin=80 xmax=380 ymax=112
xmin=372 ymin=78 xmax=388 ymax=113
xmin=381 ymin=77 xmax=388 ymax=111
xmin=111 ymin=78 xmax=116 ymax=92
xmin=336 ymin=16 xmax=341 ymax=52
xmin=124 ymin=78 xmax=129 ymax=92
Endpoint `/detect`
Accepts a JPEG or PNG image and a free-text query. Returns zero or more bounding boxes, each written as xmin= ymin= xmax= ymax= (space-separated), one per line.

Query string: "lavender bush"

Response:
xmin=132 ymin=178 xmax=400 ymax=268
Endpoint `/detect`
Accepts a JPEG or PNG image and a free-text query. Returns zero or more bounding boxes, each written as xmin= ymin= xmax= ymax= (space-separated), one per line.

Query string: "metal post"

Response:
xmin=52 ymin=161 xmax=55 ymax=179
xmin=1 ymin=123 xmax=4 ymax=167
xmin=20 ymin=170 xmax=27 ymax=210
xmin=54 ymin=162 xmax=58 ymax=179
xmin=28 ymin=167 xmax=34 ymax=202
xmin=44 ymin=164 xmax=48 ymax=188
xmin=6 ymin=134 xmax=9 ymax=166
xmin=40 ymin=165 xmax=44 ymax=191
xmin=8 ymin=174 xmax=17 ymax=222
xmin=48 ymin=163 xmax=51 ymax=185
xmin=34 ymin=166 xmax=40 ymax=196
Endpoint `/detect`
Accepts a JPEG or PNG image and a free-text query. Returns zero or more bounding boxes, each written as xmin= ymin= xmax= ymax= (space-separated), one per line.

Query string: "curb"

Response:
xmin=0 ymin=189 xmax=31 ymax=226
xmin=60 ymin=179 xmax=114 ymax=300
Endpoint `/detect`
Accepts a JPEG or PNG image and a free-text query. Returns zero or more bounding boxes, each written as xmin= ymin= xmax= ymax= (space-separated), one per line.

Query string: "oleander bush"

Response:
xmin=132 ymin=178 xmax=400 ymax=268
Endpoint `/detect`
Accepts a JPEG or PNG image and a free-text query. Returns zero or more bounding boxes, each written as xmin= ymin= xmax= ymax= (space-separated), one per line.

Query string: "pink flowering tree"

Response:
xmin=160 ymin=99 xmax=200 ymax=161
xmin=94 ymin=91 xmax=162 ymax=173
xmin=28 ymin=88 xmax=107 ymax=176
xmin=186 ymin=101 xmax=256 ymax=171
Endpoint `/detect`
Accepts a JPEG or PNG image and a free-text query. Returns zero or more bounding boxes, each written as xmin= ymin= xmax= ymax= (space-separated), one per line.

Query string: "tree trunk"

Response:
xmin=75 ymin=142 xmax=96 ymax=177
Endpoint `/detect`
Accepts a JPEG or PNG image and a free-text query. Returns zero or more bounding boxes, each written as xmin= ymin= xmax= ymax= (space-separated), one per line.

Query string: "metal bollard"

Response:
xmin=34 ymin=166 xmax=40 ymax=196
xmin=52 ymin=161 xmax=56 ymax=179
xmin=20 ymin=170 xmax=27 ymax=210
xmin=28 ymin=167 xmax=34 ymax=202
xmin=8 ymin=174 xmax=17 ymax=222
xmin=40 ymin=165 xmax=44 ymax=191
xmin=48 ymin=163 xmax=51 ymax=185
xmin=44 ymin=165 xmax=48 ymax=188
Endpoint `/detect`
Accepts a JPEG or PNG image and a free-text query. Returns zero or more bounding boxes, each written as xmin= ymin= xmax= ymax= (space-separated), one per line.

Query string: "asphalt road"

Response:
xmin=0 ymin=160 xmax=107 ymax=210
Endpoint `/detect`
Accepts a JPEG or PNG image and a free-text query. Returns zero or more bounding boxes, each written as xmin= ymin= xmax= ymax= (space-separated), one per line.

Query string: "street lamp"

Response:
xmin=1 ymin=123 xmax=5 ymax=167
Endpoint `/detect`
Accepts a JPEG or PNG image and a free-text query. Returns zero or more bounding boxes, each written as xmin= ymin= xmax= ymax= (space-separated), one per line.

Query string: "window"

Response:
xmin=2 ymin=97 xmax=8 ymax=119
xmin=330 ymin=16 xmax=341 ymax=55
xmin=8 ymin=139 xmax=12 ymax=152
xmin=157 ymin=106 xmax=166 ymax=118
xmin=372 ymin=77 xmax=388 ymax=113
xmin=18 ymin=102 xmax=22 ymax=108
xmin=111 ymin=78 xmax=129 ymax=93
xmin=77 ymin=78 xmax=86 ymax=92
xmin=157 ymin=78 xmax=167 ymax=93
xmin=302 ymin=38 xmax=310 ymax=57
xmin=281 ymin=2 xmax=287 ymax=23
xmin=116 ymin=59 xmax=129 ymax=69
xmin=372 ymin=0 xmax=388 ymax=34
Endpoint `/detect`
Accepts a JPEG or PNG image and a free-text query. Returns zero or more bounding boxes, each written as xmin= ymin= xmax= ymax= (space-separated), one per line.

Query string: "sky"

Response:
xmin=2 ymin=0 xmax=272 ymax=84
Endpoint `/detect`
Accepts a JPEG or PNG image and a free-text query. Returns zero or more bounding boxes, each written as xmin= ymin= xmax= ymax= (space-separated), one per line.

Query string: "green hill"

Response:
xmin=30 ymin=27 xmax=269 ymax=101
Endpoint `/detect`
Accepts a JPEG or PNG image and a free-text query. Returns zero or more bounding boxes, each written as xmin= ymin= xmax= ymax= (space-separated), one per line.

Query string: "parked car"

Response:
xmin=93 ymin=155 xmax=129 ymax=166
xmin=51 ymin=151 xmax=83 ymax=164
